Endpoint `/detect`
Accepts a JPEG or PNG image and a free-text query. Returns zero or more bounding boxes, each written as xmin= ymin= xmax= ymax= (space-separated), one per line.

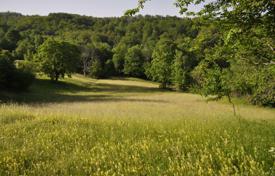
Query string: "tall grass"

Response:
xmin=0 ymin=75 xmax=274 ymax=175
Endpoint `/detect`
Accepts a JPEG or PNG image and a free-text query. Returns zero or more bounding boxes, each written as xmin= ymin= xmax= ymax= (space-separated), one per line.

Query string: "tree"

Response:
xmin=15 ymin=39 xmax=34 ymax=60
xmin=80 ymin=44 xmax=96 ymax=76
xmin=1 ymin=9 xmax=273 ymax=106
xmin=35 ymin=39 xmax=80 ymax=81
xmin=124 ymin=45 xmax=144 ymax=77
xmin=89 ymin=58 xmax=103 ymax=79
xmin=4 ymin=29 xmax=20 ymax=51
xmin=129 ymin=0 xmax=274 ymax=29
xmin=250 ymin=66 xmax=275 ymax=107
xmin=172 ymin=38 xmax=198 ymax=91
xmin=0 ymin=28 xmax=7 ymax=50
xmin=172 ymin=54 xmax=185 ymax=90
xmin=133 ymin=0 xmax=274 ymax=107
xmin=104 ymin=59 xmax=116 ymax=77
xmin=112 ymin=43 xmax=127 ymax=75
xmin=0 ymin=51 xmax=15 ymax=89
xmin=88 ymin=42 xmax=113 ymax=78
xmin=0 ymin=50 xmax=34 ymax=91
xmin=14 ymin=35 xmax=44 ymax=60
xmin=192 ymin=45 xmax=237 ymax=113
xmin=149 ymin=36 xmax=176 ymax=89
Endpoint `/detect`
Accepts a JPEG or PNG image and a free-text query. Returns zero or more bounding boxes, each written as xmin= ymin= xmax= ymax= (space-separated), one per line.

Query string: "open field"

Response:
xmin=0 ymin=75 xmax=274 ymax=175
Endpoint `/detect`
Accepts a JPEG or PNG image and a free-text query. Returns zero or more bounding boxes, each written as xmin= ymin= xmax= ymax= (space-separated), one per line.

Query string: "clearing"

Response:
xmin=0 ymin=75 xmax=274 ymax=175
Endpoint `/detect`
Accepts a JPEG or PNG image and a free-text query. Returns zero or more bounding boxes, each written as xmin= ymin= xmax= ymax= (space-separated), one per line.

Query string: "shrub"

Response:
xmin=89 ymin=59 xmax=104 ymax=79
xmin=0 ymin=55 xmax=15 ymax=88
xmin=250 ymin=66 xmax=275 ymax=107
xmin=104 ymin=59 xmax=116 ymax=77
xmin=251 ymin=84 xmax=275 ymax=107
xmin=0 ymin=55 xmax=34 ymax=91
xmin=9 ymin=69 xmax=35 ymax=91
xmin=15 ymin=60 xmax=37 ymax=73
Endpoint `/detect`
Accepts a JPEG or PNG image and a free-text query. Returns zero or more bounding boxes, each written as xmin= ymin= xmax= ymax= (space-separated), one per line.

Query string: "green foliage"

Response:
xmin=35 ymin=39 xmax=80 ymax=81
xmin=15 ymin=59 xmax=37 ymax=73
xmin=0 ymin=3 xmax=274 ymax=175
xmin=149 ymin=36 xmax=176 ymax=88
xmin=125 ymin=0 xmax=149 ymax=16
xmin=0 ymin=9 xmax=273 ymax=106
xmin=192 ymin=45 xmax=232 ymax=98
xmin=112 ymin=44 xmax=127 ymax=75
xmin=0 ymin=54 xmax=15 ymax=89
xmin=89 ymin=58 xmax=104 ymax=79
xmin=79 ymin=44 xmax=96 ymax=76
xmin=85 ymin=42 xmax=113 ymax=78
xmin=0 ymin=51 xmax=34 ymax=91
xmin=14 ymin=36 xmax=44 ymax=60
xmin=9 ymin=69 xmax=35 ymax=90
xmin=193 ymin=63 xmax=230 ymax=98
xmin=172 ymin=39 xmax=198 ymax=91
xmin=250 ymin=66 xmax=275 ymax=107
xmin=104 ymin=59 xmax=116 ymax=77
xmin=0 ymin=49 xmax=14 ymax=62
xmin=3 ymin=29 xmax=20 ymax=51
xmin=124 ymin=45 xmax=144 ymax=77
xmin=126 ymin=0 xmax=274 ymax=107
xmin=172 ymin=52 xmax=186 ymax=90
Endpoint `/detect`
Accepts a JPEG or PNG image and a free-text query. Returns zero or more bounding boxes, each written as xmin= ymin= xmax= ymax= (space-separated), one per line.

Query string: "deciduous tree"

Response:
xmin=35 ymin=39 xmax=80 ymax=81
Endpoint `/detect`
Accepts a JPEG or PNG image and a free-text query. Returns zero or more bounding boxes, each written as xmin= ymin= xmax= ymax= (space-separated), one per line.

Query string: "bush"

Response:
xmin=248 ymin=65 xmax=275 ymax=107
xmin=104 ymin=60 xmax=116 ymax=77
xmin=9 ymin=69 xmax=35 ymax=91
xmin=250 ymin=66 xmax=275 ymax=107
xmin=251 ymin=83 xmax=275 ymax=107
xmin=89 ymin=59 xmax=104 ymax=79
xmin=15 ymin=60 xmax=37 ymax=73
xmin=0 ymin=56 xmax=15 ymax=89
xmin=0 ymin=56 xmax=34 ymax=91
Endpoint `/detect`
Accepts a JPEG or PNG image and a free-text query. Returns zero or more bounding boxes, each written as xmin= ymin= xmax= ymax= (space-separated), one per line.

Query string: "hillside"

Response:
xmin=1 ymin=12 xmax=274 ymax=107
xmin=0 ymin=75 xmax=274 ymax=175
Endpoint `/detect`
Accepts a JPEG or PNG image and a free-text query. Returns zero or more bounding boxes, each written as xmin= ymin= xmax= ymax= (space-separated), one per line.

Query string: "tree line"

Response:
xmin=0 ymin=2 xmax=274 ymax=107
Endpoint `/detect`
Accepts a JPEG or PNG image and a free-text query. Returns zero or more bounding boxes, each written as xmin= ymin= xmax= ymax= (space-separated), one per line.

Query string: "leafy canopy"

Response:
xmin=35 ymin=39 xmax=80 ymax=81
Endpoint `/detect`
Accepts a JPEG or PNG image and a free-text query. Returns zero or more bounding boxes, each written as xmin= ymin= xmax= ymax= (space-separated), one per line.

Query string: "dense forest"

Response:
xmin=0 ymin=9 xmax=274 ymax=107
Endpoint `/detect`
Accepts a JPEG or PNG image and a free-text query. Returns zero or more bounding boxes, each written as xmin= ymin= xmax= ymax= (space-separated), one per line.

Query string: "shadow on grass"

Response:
xmin=0 ymin=79 xmax=167 ymax=104
xmin=90 ymin=83 xmax=160 ymax=93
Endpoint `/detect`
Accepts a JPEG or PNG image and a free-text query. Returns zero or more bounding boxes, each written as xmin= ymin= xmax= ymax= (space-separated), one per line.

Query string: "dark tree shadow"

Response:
xmin=89 ymin=83 xmax=161 ymax=93
xmin=0 ymin=79 xmax=168 ymax=105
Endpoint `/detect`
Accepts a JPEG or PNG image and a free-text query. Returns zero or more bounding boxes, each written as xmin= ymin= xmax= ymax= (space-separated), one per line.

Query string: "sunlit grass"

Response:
xmin=0 ymin=75 xmax=274 ymax=175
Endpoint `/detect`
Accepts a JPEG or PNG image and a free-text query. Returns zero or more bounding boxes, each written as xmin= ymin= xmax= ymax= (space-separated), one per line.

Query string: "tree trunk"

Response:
xmin=54 ymin=73 xmax=59 ymax=82
xmin=159 ymin=82 xmax=167 ymax=89
xmin=227 ymin=95 xmax=236 ymax=116
xmin=83 ymin=59 xmax=87 ymax=77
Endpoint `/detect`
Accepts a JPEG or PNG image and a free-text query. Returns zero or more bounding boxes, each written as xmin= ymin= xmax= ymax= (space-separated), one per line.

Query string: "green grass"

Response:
xmin=0 ymin=75 xmax=274 ymax=175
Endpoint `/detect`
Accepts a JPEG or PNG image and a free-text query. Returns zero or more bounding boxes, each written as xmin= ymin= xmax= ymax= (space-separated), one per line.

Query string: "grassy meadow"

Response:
xmin=0 ymin=75 xmax=274 ymax=175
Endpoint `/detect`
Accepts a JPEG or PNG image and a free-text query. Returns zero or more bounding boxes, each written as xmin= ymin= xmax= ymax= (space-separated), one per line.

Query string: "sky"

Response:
xmin=0 ymin=0 xmax=206 ymax=17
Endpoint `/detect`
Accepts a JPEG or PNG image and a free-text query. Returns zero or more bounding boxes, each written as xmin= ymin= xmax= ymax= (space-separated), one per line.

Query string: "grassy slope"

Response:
xmin=0 ymin=75 xmax=274 ymax=175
